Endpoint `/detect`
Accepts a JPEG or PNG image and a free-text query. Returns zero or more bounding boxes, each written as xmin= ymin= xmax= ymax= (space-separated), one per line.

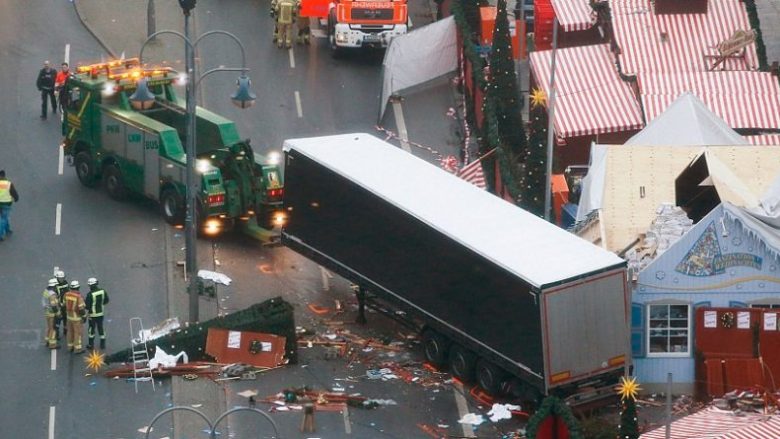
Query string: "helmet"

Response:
xmin=48 ymin=278 xmax=58 ymax=287
xmin=69 ymin=280 xmax=80 ymax=289
xmin=55 ymin=270 xmax=65 ymax=279
xmin=87 ymin=277 xmax=98 ymax=286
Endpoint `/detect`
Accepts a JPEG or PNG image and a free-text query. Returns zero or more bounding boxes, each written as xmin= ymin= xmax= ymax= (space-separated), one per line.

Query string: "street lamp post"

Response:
xmin=136 ymin=1 xmax=256 ymax=323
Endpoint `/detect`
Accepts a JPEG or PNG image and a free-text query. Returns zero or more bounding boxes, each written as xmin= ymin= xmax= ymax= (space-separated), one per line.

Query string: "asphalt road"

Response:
xmin=0 ymin=0 xmax=504 ymax=437
xmin=0 ymin=1 xmax=171 ymax=437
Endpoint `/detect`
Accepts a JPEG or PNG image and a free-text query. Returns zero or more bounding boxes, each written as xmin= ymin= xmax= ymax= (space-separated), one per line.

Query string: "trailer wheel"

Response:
xmin=448 ymin=345 xmax=476 ymax=382
xmin=104 ymin=165 xmax=126 ymax=201
xmin=422 ymin=330 xmax=449 ymax=368
xmin=476 ymin=359 xmax=507 ymax=396
xmin=75 ymin=152 xmax=98 ymax=188
xmin=160 ymin=188 xmax=185 ymax=226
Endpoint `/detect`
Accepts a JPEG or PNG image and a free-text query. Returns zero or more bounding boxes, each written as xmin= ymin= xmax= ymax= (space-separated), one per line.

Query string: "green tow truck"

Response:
xmin=61 ymin=59 xmax=284 ymax=241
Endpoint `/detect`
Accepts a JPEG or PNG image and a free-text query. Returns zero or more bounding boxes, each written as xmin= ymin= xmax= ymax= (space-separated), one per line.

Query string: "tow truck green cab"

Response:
xmin=61 ymin=59 xmax=284 ymax=240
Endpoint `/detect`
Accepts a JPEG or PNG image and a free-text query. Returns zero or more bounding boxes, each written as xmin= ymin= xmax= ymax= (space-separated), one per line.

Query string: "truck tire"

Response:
xmin=448 ymin=344 xmax=477 ymax=382
xmin=104 ymin=165 xmax=126 ymax=201
xmin=328 ymin=11 xmax=341 ymax=57
xmin=422 ymin=330 xmax=449 ymax=368
xmin=160 ymin=188 xmax=185 ymax=226
xmin=75 ymin=152 xmax=98 ymax=188
xmin=476 ymin=359 xmax=507 ymax=396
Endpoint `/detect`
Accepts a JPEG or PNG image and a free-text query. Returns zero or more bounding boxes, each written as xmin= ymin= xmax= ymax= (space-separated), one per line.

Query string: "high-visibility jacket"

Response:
xmin=85 ymin=288 xmax=109 ymax=317
xmin=63 ymin=290 xmax=85 ymax=321
xmin=42 ymin=288 xmax=59 ymax=317
xmin=0 ymin=179 xmax=12 ymax=203
xmin=277 ymin=0 xmax=296 ymax=24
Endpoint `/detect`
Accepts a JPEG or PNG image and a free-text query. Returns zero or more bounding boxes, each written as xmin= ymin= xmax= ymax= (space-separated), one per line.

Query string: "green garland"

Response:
xmin=525 ymin=395 xmax=585 ymax=439
xmin=744 ymin=0 xmax=769 ymax=71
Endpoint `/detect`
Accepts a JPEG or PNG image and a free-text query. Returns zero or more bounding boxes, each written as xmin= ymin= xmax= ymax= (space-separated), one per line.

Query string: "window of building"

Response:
xmin=647 ymin=304 xmax=690 ymax=357
xmin=749 ymin=301 xmax=780 ymax=309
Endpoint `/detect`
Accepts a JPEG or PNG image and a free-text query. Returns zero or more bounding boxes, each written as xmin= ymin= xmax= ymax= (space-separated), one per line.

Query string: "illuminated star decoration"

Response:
xmin=85 ymin=349 xmax=106 ymax=372
xmin=616 ymin=376 xmax=641 ymax=401
xmin=530 ymin=88 xmax=547 ymax=108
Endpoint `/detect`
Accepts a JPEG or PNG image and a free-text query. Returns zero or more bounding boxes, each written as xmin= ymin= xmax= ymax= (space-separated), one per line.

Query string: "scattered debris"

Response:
xmin=487 ymin=403 xmax=522 ymax=422
xmin=148 ymin=346 xmax=188 ymax=369
xmin=205 ymin=328 xmax=286 ymax=368
xmin=197 ymin=269 xmax=232 ymax=286
xmin=138 ymin=317 xmax=181 ymax=343
xmin=458 ymin=413 xmax=485 ymax=426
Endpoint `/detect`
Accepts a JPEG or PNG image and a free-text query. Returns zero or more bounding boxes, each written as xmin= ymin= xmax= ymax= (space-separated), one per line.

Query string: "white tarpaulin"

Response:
xmin=378 ymin=17 xmax=457 ymax=122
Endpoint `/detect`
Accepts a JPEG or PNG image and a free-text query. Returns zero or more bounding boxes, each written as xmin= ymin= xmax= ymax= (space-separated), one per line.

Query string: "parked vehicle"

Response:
xmin=61 ymin=59 xmax=284 ymax=241
xmin=280 ymin=133 xmax=630 ymax=406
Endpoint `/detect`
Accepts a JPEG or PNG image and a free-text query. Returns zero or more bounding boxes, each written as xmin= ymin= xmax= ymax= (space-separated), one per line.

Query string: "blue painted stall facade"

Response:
xmin=631 ymin=204 xmax=780 ymax=392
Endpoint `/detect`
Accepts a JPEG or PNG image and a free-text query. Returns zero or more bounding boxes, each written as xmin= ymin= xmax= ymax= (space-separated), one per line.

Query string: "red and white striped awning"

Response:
xmin=530 ymin=44 xmax=643 ymax=139
xmin=745 ymin=134 xmax=780 ymax=146
xmin=638 ymin=71 xmax=780 ymax=129
xmin=551 ymin=0 xmax=596 ymax=32
xmin=611 ymin=0 xmax=759 ymax=75
xmin=640 ymin=407 xmax=780 ymax=439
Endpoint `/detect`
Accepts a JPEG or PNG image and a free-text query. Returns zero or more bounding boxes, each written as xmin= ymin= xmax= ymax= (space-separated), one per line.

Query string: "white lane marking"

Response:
xmin=64 ymin=44 xmax=70 ymax=65
xmin=58 ymin=145 xmax=64 ymax=175
xmin=391 ymin=100 xmax=412 ymax=152
xmin=453 ymin=382 xmax=476 ymax=438
xmin=55 ymin=204 xmax=62 ymax=235
xmin=48 ymin=406 xmax=55 ymax=439
xmin=342 ymin=406 xmax=352 ymax=434
xmin=51 ymin=348 xmax=56 ymax=371
xmin=320 ymin=266 xmax=332 ymax=291
xmin=288 ymin=46 xmax=295 ymax=69
xmin=294 ymin=91 xmax=303 ymax=118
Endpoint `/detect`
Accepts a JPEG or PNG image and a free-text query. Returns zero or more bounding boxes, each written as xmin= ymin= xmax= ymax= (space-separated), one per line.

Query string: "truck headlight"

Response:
xmin=336 ymin=33 xmax=348 ymax=43
xmin=272 ymin=211 xmax=287 ymax=227
xmin=203 ymin=219 xmax=221 ymax=236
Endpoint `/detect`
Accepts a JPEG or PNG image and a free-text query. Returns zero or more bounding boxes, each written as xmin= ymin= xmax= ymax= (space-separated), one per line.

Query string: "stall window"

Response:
xmin=631 ymin=303 xmax=645 ymax=358
xmin=647 ymin=304 xmax=690 ymax=357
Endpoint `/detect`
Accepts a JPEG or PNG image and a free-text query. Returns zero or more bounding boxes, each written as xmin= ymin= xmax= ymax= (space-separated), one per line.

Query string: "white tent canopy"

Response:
xmin=378 ymin=17 xmax=457 ymax=122
xmin=626 ymin=92 xmax=748 ymax=146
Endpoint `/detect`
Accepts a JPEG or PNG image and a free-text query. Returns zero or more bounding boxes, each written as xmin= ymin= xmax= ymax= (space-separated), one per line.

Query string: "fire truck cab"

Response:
xmin=327 ymin=0 xmax=408 ymax=51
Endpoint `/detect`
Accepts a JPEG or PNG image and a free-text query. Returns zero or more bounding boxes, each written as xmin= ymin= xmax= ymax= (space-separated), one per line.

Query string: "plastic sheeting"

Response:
xmin=378 ymin=17 xmax=457 ymax=122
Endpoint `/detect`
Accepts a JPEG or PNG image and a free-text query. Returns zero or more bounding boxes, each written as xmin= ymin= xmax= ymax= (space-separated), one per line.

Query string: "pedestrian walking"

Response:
xmin=36 ymin=60 xmax=57 ymax=120
xmin=53 ymin=270 xmax=69 ymax=339
xmin=0 ymin=170 xmax=19 ymax=241
xmin=42 ymin=279 xmax=61 ymax=349
xmin=85 ymin=277 xmax=109 ymax=350
xmin=63 ymin=280 xmax=86 ymax=354
xmin=55 ymin=62 xmax=71 ymax=113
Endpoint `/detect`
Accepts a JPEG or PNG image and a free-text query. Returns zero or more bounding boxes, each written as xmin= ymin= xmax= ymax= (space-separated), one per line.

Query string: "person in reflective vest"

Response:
xmin=272 ymin=0 xmax=298 ymax=49
xmin=85 ymin=277 xmax=110 ymax=350
xmin=54 ymin=270 xmax=69 ymax=339
xmin=0 ymin=170 xmax=20 ymax=241
xmin=42 ymin=279 xmax=60 ymax=349
xmin=63 ymin=280 xmax=86 ymax=354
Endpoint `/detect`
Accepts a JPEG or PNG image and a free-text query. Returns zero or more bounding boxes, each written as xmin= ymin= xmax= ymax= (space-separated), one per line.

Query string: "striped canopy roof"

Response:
xmin=529 ymin=44 xmax=644 ymax=138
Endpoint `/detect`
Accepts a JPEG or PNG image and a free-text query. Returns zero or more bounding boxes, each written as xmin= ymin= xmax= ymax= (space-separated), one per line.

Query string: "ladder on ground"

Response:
xmin=129 ymin=317 xmax=155 ymax=393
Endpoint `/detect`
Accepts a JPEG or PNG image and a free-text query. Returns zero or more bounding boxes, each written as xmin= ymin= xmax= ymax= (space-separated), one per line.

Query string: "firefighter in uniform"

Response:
xmin=271 ymin=0 xmax=298 ymax=48
xmin=42 ymin=279 xmax=60 ymax=349
xmin=85 ymin=277 xmax=109 ymax=350
xmin=63 ymin=280 xmax=86 ymax=354
xmin=53 ymin=270 xmax=69 ymax=339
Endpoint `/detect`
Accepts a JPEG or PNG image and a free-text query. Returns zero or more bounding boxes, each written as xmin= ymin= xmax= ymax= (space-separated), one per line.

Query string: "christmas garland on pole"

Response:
xmin=525 ymin=395 xmax=584 ymax=439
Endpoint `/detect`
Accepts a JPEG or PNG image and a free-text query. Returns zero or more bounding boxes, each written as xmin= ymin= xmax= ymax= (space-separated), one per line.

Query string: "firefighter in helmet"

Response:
xmin=63 ymin=280 xmax=86 ymax=354
xmin=85 ymin=277 xmax=109 ymax=350
xmin=271 ymin=0 xmax=298 ymax=49
xmin=53 ymin=270 xmax=69 ymax=339
xmin=42 ymin=278 xmax=60 ymax=349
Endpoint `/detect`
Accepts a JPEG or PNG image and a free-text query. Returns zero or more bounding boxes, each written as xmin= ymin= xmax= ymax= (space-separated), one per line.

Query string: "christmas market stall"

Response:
xmin=529 ymin=44 xmax=644 ymax=167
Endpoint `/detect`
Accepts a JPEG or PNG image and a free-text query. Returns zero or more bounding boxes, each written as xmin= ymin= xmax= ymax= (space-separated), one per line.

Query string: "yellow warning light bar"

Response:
xmin=107 ymin=67 xmax=174 ymax=83
xmin=76 ymin=58 xmax=142 ymax=78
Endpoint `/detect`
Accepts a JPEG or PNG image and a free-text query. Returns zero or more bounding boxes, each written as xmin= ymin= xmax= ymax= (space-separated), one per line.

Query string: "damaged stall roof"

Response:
xmin=283 ymin=133 xmax=625 ymax=289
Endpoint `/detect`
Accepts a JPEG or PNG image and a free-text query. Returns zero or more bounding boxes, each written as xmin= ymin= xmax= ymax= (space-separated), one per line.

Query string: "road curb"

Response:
xmin=71 ymin=0 xmax=118 ymax=59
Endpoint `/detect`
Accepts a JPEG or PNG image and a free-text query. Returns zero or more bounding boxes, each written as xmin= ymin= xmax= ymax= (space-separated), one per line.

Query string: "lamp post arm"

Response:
xmin=196 ymin=67 xmax=250 ymax=88
xmin=194 ymin=30 xmax=248 ymax=71
xmin=139 ymin=30 xmax=193 ymax=66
